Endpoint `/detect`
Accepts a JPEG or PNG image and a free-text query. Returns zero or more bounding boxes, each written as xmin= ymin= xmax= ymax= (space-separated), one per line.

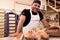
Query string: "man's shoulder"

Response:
xmin=21 ymin=9 xmax=30 ymax=16
xmin=23 ymin=9 xmax=30 ymax=15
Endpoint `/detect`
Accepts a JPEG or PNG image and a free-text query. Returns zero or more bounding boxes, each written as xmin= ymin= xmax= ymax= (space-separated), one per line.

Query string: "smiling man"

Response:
xmin=9 ymin=0 xmax=50 ymax=40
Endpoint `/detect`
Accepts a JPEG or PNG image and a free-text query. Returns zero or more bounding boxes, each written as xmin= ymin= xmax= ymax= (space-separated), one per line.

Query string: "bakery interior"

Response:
xmin=0 ymin=0 xmax=60 ymax=40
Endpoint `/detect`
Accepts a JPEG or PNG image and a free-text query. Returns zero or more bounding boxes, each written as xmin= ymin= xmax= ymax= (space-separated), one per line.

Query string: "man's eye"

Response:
xmin=34 ymin=5 xmax=40 ymax=7
xmin=34 ymin=5 xmax=37 ymax=6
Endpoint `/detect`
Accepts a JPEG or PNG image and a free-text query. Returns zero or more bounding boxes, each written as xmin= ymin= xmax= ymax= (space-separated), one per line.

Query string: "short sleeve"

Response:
xmin=20 ymin=9 xmax=31 ymax=27
xmin=20 ymin=9 xmax=27 ymax=16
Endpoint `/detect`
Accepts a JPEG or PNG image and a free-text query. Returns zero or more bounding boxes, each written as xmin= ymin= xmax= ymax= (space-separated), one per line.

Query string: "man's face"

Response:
xmin=31 ymin=3 xmax=40 ymax=12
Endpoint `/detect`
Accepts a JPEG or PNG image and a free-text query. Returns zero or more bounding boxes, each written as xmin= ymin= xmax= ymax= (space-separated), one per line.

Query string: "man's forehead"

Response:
xmin=33 ymin=0 xmax=41 ymax=5
xmin=32 ymin=3 xmax=40 ymax=5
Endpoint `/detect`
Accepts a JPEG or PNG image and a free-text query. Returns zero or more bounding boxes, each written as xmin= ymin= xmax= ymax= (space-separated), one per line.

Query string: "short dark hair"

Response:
xmin=33 ymin=0 xmax=41 ymax=5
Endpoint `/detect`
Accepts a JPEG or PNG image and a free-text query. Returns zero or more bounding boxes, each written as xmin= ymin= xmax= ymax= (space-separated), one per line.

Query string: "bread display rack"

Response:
xmin=5 ymin=12 xmax=19 ymax=37
xmin=0 ymin=10 xmax=5 ymax=38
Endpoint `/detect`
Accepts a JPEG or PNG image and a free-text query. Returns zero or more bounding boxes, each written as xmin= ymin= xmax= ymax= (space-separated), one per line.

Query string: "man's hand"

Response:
xmin=41 ymin=19 xmax=50 ymax=28
xmin=9 ymin=32 xmax=19 ymax=37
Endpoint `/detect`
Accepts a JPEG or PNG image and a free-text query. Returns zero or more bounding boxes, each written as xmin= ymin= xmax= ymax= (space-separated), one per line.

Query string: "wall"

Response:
xmin=0 ymin=0 xmax=47 ymax=15
xmin=0 ymin=0 xmax=14 ymax=10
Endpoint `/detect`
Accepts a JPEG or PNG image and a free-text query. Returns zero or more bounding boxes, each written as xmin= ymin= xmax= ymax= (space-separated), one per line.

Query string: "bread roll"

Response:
xmin=24 ymin=31 xmax=33 ymax=38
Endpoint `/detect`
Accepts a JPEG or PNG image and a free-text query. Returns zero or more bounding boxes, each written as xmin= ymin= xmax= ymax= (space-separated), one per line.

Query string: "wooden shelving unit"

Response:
xmin=0 ymin=10 xmax=5 ymax=37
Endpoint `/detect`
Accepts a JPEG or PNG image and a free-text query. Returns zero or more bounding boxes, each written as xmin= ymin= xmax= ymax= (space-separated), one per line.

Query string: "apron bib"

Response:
xmin=23 ymin=10 xmax=40 ymax=35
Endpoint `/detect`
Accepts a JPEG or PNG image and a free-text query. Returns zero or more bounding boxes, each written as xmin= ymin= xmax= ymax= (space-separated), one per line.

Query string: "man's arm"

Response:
xmin=16 ymin=15 xmax=26 ymax=33
xmin=41 ymin=19 xmax=50 ymax=28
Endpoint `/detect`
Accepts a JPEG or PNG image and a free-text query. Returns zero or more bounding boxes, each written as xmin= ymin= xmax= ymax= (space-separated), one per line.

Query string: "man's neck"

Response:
xmin=32 ymin=11 xmax=37 ymax=15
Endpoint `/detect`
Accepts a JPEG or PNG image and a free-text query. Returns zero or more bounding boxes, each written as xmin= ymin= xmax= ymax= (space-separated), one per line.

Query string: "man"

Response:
xmin=9 ymin=0 xmax=50 ymax=40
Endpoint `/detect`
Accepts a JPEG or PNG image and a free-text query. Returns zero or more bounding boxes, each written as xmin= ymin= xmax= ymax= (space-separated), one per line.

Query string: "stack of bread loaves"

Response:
xmin=24 ymin=26 xmax=49 ymax=40
xmin=15 ymin=26 xmax=49 ymax=40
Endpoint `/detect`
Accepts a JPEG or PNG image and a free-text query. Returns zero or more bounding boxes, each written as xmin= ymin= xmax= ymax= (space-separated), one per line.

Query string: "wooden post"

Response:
xmin=48 ymin=0 xmax=49 ymax=5
xmin=59 ymin=12 xmax=60 ymax=26
xmin=54 ymin=0 xmax=56 ymax=8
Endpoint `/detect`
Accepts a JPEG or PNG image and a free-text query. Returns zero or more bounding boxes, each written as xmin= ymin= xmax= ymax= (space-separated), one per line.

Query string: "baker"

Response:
xmin=9 ymin=0 xmax=50 ymax=40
